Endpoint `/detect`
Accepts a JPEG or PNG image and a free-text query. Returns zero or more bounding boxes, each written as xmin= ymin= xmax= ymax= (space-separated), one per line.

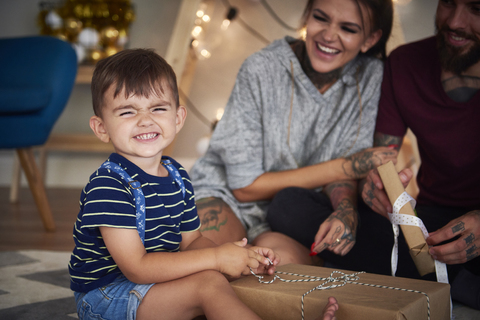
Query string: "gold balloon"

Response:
xmin=100 ymin=26 xmax=119 ymax=46
xmin=86 ymin=48 xmax=104 ymax=64
xmin=64 ymin=18 xmax=83 ymax=37
xmin=104 ymin=46 xmax=121 ymax=58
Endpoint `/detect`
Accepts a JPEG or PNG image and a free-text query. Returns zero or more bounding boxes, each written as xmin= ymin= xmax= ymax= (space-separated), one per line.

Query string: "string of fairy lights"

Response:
xmin=187 ymin=0 xmax=301 ymax=128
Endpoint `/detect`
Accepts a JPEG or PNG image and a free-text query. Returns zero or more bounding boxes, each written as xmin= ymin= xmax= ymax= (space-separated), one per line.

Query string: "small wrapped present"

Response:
xmin=231 ymin=264 xmax=450 ymax=320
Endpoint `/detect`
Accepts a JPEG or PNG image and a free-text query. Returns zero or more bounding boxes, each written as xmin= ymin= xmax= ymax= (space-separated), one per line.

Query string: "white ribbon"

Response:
xmin=388 ymin=192 xmax=452 ymax=319
xmin=388 ymin=192 xmax=449 ymax=284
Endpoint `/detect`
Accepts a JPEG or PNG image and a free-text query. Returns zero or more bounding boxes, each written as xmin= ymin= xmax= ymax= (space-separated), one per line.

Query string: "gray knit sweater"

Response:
xmin=190 ymin=36 xmax=384 ymax=240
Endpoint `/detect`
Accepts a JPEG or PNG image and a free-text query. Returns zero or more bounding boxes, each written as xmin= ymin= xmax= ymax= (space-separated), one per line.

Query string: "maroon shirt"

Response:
xmin=376 ymin=37 xmax=480 ymax=209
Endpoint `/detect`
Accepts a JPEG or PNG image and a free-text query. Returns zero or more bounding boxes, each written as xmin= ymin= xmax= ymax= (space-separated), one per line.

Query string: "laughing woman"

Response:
xmin=190 ymin=0 xmax=395 ymax=265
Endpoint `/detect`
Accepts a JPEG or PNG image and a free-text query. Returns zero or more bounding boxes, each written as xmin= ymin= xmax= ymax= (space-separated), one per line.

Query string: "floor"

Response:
xmin=0 ymin=186 xmax=78 ymax=252
xmin=1 ymin=186 xmax=480 ymax=319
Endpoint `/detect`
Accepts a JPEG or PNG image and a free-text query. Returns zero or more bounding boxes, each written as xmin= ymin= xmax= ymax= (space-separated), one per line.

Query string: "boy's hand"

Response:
xmin=249 ymin=245 xmax=279 ymax=275
xmin=214 ymin=238 xmax=269 ymax=278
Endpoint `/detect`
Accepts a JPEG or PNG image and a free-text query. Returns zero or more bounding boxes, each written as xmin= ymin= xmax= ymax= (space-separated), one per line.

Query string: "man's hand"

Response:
xmin=361 ymin=168 xmax=414 ymax=218
xmin=427 ymin=210 xmax=480 ymax=264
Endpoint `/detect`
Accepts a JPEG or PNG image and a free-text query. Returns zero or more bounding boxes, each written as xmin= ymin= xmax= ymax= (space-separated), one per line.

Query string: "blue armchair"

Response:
xmin=0 ymin=36 xmax=77 ymax=232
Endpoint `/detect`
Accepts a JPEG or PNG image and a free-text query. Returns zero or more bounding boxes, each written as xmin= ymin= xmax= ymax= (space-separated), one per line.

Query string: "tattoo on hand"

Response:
xmin=465 ymin=233 xmax=475 ymax=246
xmin=326 ymin=199 xmax=358 ymax=243
xmin=466 ymin=244 xmax=477 ymax=256
xmin=467 ymin=252 xmax=479 ymax=262
xmin=452 ymin=222 xmax=466 ymax=234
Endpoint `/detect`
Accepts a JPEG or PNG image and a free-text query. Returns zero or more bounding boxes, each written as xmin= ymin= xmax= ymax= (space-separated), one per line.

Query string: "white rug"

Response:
xmin=0 ymin=250 xmax=77 ymax=319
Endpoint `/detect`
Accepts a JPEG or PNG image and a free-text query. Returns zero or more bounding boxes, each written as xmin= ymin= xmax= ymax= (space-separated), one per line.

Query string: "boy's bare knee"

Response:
xmin=194 ymin=270 xmax=230 ymax=297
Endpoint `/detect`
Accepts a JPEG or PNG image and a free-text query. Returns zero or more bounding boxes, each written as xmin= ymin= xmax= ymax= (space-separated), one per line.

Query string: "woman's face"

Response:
xmin=305 ymin=0 xmax=381 ymax=74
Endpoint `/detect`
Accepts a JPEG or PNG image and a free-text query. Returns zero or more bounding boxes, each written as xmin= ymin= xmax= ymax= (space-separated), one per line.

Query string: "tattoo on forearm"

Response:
xmin=344 ymin=151 xmax=380 ymax=178
xmin=452 ymin=222 xmax=466 ymax=234
xmin=465 ymin=233 xmax=475 ymax=246
xmin=373 ymin=133 xmax=402 ymax=148
xmin=196 ymin=198 xmax=228 ymax=232
xmin=324 ymin=181 xmax=356 ymax=208
xmin=324 ymin=182 xmax=355 ymax=195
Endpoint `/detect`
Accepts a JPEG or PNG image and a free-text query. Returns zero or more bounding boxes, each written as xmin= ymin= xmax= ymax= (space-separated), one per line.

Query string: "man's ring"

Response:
xmin=336 ymin=238 xmax=341 ymax=243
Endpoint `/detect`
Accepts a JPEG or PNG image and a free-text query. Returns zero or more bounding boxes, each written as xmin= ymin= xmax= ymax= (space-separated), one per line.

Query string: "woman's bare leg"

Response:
xmin=196 ymin=197 xmax=247 ymax=245
xmin=136 ymin=270 xmax=260 ymax=320
xmin=252 ymin=231 xmax=318 ymax=265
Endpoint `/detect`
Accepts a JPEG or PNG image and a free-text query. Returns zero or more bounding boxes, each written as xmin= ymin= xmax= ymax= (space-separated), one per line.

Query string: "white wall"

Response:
xmin=0 ymin=0 xmax=439 ymax=188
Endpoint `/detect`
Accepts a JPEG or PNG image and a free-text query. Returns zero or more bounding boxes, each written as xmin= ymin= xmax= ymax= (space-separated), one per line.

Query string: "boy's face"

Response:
xmin=90 ymin=83 xmax=186 ymax=165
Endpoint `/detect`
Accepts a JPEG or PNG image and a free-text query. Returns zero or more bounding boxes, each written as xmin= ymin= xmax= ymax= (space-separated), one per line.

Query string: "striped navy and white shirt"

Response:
xmin=69 ymin=153 xmax=200 ymax=293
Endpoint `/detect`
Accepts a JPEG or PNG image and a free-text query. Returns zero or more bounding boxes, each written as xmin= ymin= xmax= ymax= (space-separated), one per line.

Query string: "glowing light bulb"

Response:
xmin=200 ymin=49 xmax=211 ymax=59
xmin=221 ymin=19 xmax=231 ymax=30
xmin=192 ymin=26 xmax=203 ymax=37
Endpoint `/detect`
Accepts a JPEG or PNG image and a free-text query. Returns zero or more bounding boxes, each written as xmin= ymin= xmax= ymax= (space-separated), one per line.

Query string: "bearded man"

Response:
xmin=357 ymin=0 xmax=480 ymax=310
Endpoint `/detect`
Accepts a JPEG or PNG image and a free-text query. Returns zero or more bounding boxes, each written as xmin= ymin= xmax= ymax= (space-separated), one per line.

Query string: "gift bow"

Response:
xmin=387 ymin=191 xmax=449 ymax=284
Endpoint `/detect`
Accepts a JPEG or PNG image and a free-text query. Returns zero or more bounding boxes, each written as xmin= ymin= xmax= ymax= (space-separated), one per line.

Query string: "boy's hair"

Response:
xmin=91 ymin=48 xmax=179 ymax=116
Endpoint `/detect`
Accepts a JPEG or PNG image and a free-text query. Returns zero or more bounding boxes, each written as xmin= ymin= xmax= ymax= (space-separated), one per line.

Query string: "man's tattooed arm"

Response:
xmin=358 ymin=132 xmax=403 ymax=206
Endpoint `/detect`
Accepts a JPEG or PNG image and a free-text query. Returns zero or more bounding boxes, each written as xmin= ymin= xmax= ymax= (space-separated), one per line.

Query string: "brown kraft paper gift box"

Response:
xmin=377 ymin=161 xmax=436 ymax=276
xmin=231 ymin=264 xmax=450 ymax=320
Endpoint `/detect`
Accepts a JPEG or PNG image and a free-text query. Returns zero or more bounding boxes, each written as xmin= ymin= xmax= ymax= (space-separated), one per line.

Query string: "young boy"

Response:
xmin=68 ymin=48 xmax=282 ymax=320
xmin=68 ymin=48 xmax=338 ymax=320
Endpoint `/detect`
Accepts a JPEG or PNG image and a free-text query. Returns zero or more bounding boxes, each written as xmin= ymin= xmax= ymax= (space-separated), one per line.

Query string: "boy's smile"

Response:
xmin=90 ymin=83 xmax=186 ymax=175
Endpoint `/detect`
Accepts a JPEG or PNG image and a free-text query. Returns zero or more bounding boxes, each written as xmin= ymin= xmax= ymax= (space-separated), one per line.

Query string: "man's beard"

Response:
xmin=436 ymin=25 xmax=480 ymax=75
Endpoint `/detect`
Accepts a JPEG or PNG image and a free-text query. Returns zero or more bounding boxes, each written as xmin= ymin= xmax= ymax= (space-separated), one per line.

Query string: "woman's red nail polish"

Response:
xmin=309 ymin=243 xmax=316 ymax=256
xmin=388 ymin=144 xmax=398 ymax=149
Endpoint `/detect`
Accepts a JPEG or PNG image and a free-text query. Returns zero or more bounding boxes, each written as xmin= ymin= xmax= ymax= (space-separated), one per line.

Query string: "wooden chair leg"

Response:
xmin=9 ymin=153 xmax=21 ymax=203
xmin=16 ymin=147 xmax=56 ymax=232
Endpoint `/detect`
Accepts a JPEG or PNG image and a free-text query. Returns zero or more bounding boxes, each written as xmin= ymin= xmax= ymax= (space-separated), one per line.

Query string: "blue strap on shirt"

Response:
xmin=161 ymin=159 xmax=186 ymax=198
xmin=99 ymin=159 xmax=185 ymax=244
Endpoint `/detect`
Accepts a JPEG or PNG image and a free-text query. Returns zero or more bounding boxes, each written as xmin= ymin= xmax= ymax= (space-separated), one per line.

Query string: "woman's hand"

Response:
xmin=342 ymin=146 xmax=398 ymax=179
xmin=311 ymin=199 xmax=358 ymax=256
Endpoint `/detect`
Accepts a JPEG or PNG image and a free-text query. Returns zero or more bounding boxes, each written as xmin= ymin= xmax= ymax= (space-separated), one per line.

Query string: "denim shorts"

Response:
xmin=74 ymin=275 xmax=155 ymax=320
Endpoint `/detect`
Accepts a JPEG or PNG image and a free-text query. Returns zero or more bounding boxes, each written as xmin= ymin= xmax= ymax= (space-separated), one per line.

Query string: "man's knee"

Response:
xmin=196 ymin=197 xmax=247 ymax=244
